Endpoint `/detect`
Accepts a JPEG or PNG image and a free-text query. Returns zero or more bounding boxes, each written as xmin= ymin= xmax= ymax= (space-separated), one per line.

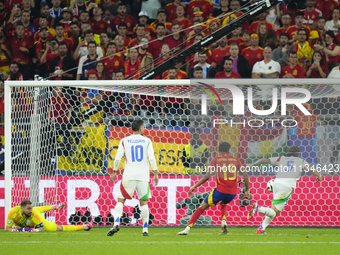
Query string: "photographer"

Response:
xmin=49 ymin=41 xmax=76 ymax=80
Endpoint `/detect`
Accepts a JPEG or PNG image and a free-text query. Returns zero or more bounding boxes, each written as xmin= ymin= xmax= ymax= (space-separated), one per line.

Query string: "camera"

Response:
xmin=80 ymin=35 xmax=85 ymax=41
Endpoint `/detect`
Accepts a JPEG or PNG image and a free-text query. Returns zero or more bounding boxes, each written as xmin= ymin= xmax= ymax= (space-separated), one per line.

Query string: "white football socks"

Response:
xmin=260 ymin=216 xmax=274 ymax=230
xmin=258 ymin=206 xmax=276 ymax=218
xmin=141 ymin=205 xmax=149 ymax=233
xmin=113 ymin=202 xmax=124 ymax=226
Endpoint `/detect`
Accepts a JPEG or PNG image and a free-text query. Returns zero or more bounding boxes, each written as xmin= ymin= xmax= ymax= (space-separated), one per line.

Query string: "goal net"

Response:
xmin=2 ymin=79 xmax=340 ymax=228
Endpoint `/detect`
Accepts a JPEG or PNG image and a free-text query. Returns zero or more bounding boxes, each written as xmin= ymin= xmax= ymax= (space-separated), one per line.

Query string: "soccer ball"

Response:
xmin=266 ymin=179 xmax=274 ymax=193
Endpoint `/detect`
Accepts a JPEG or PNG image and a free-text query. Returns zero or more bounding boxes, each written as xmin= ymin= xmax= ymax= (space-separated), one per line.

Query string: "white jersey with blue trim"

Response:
xmin=269 ymin=156 xmax=306 ymax=189
xmin=113 ymin=134 xmax=157 ymax=181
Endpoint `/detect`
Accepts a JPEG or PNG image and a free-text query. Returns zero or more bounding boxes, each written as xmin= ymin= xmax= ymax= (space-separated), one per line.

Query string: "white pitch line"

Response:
xmin=1 ymin=241 xmax=340 ymax=245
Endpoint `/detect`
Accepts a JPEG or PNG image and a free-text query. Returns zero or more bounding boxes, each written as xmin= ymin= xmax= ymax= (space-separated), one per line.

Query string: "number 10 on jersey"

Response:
xmin=131 ymin=145 xmax=144 ymax=162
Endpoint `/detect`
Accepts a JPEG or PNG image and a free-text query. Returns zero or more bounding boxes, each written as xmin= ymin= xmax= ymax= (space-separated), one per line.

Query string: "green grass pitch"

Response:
xmin=0 ymin=227 xmax=339 ymax=255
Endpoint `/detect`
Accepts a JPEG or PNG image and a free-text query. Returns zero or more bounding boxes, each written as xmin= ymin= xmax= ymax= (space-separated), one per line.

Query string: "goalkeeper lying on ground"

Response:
xmin=6 ymin=200 xmax=92 ymax=232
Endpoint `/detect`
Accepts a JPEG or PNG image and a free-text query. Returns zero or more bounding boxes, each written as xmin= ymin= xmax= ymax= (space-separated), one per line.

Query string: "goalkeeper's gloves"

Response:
xmin=12 ymin=227 xmax=39 ymax=232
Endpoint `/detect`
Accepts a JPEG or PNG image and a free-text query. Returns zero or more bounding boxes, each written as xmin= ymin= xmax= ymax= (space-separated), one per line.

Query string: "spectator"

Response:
xmin=239 ymin=30 xmax=251 ymax=52
xmin=100 ymin=32 xmax=110 ymax=55
xmin=265 ymin=32 xmax=279 ymax=49
xmin=129 ymin=24 xmax=147 ymax=48
xmin=55 ymin=23 xmax=74 ymax=56
xmin=211 ymin=36 xmax=229 ymax=69
xmin=306 ymin=51 xmax=328 ymax=78
xmin=20 ymin=10 xmax=37 ymax=41
xmin=21 ymin=0 xmax=39 ymax=24
xmin=266 ymin=5 xmax=280 ymax=30
xmin=69 ymin=21 xmax=80 ymax=45
xmin=189 ymin=51 xmax=216 ymax=79
xmin=328 ymin=59 xmax=340 ymax=78
xmin=49 ymin=41 xmax=76 ymax=80
xmin=78 ymin=10 xmax=90 ymax=29
xmin=325 ymin=8 xmax=340 ymax=34
xmin=100 ymin=42 xmax=124 ymax=78
xmin=48 ymin=87 xmax=72 ymax=125
xmin=103 ymin=0 xmax=118 ymax=18
xmin=90 ymin=4 xmax=110 ymax=35
xmin=281 ymin=51 xmax=306 ymax=78
xmin=5 ymin=23 xmax=33 ymax=80
xmin=124 ymin=47 xmax=141 ymax=79
xmin=309 ymin=16 xmax=327 ymax=46
xmin=151 ymin=9 xmax=172 ymax=34
xmin=188 ymin=0 xmax=213 ymax=20
xmin=77 ymin=41 xmax=99 ymax=80
xmin=229 ymin=27 xmax=243 ymax=45
xmin=213 ymin=0 xmax=230 ymax=18
xmin=117 ymin=22 xmax=131 ymax=47
xmin=215 ymin=59 xmax=241 ymax=78
xmin=276 ymin=13 xmax=292 ymax=36
xmin=272 ymin=32 xmax=291 ymax=69
xmin=137 ymin=38 xmax=152 ymax=61
xmin=219 ymin=43 xmax=252 ymax=78
xmin=110 ymin=3 xmax=137 ymax=36
xmin=252 ymin=46 xmax=281 ymax=79
xmin=257 ymin=23 xmax=268 ymax=48
xmin=206 ymin=17 xmax=220 ymax=36
xmin=186 ymin=20 xmax=205 ymax=46
xmin=315 ymin=0 xmax=339 ymax=21
xmin=6 ymin=62 xmax=23 ymax=81
xmin=71 ymin=0 xmax=88 ymax=21
xmin=156 ymin=44 xmax=172 ymax=66
xmin=33 ymin=3 xmax=51 ymax=29
xmin=241 ymin=34 xmax=263 ymax=68
xmin=40 ymin=38 xmax=59 ymax=72
xmin=166 ymin=0 xmax=187 ymax=22
xmin=49 ymin=0 xmax=63 ymax=27
xmin=174 ymin=5 xmax=191 ymax=29
xmin=114 ymin=69 xmax=125 ymax=80
xmin=0 ymin=26 xmax=11 ymax=77
xmin=141 ymin=0 xmax=163 ymax=22
xmin=165 ymin=22 xmax=184 ymax=53
xmin=193 ymin=66 xmax=203 ymax=78
xmin=114 ymin=34 xmax=127 ymax=61
xmin=140 ymin=55 xmax=155 ymax=77
xmin=315 ymin=31 xmax=340 ymax=65
xmin=291 ymin=28 xmax=314 ymax=70
xmin=94 ymin=61 xmax=109 ymax=80
xmin=33 ymin=17 xmax=56 ymax=43
xmin=74 ymin=30 xmax=103 ymax=60
xmin=60 ymin=8 xmax=73 ymax=37
xmin=133 ymin=12 xmax=154 ymax=39
xmin=301 ymin=0 xmax=322 ymax=30
xmin=287 ymin=11 xmax=311 ymax=44
xmin=0 ymin=1 xmax=7 ymax=26
xmin=162 ymin=61 xmax=187 ymax=79
xmin=249 ymin=11 xmax=274 ymax=34
xmin=7 ymin=4 xmax=22 ymax=25
xmin=150 ymin=23 xmax=167 ymax=59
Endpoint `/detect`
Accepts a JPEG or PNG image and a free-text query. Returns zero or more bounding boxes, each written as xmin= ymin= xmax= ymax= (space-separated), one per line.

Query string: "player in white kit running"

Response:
xmin=107 ymin=119 xmax=159 ymax=237
xmin=247 ymin=146 xmax=322 ymax=234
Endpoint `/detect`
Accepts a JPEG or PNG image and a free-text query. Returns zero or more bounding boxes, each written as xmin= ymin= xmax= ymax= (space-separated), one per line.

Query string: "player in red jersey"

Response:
xmin=281 ymin=51 xmax=306 ymax=78
xmin=178 ymin=142 xmax=250 ymax=235
xmin=215 ymin=59 xmax=241 ymax=78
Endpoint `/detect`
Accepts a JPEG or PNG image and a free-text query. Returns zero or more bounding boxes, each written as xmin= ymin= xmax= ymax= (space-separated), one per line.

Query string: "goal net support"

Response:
xmin=2 ymin=79 xmax=340 ymax=228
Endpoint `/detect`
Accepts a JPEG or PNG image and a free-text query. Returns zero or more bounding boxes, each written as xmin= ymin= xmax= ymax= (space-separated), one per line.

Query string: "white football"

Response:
xmin=267 ymin=179 xmax=274 ymax=193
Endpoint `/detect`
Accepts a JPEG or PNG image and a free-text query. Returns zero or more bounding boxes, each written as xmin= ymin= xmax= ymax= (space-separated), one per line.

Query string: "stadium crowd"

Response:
xmin=1 ymin=0 xmax=340 ymax=130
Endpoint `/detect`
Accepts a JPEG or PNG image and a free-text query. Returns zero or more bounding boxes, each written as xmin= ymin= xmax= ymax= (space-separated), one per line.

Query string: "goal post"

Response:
xmin=3 ymin=79 xmax=340 ymax=228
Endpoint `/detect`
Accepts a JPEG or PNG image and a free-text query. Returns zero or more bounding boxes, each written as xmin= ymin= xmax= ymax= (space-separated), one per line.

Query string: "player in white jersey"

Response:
xmin=107 ymin=119 xmax=159 ymax=237
xmin=247 ymin=146 xmax=322 ymax=234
